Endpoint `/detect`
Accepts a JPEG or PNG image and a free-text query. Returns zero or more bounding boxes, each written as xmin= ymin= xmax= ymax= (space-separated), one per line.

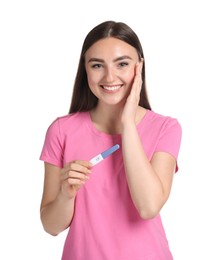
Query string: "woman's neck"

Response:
xmin=89 ymin=104 xmax=146 ymax=135
xmin=90 ymin=104 xmax=123 ymax=134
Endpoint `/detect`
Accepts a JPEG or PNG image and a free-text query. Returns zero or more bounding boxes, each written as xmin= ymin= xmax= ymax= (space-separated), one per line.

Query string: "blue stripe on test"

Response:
xmin=101 ymin=144 xmax=120 ymax=159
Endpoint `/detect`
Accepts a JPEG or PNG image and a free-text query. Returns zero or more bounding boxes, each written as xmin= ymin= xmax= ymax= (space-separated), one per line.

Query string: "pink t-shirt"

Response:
xmin=40 ymin=110 xmax=182 ymax=260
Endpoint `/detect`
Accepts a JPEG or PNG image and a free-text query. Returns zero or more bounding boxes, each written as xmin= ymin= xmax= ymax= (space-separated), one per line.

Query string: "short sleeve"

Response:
xmin=155 ymin=118 xmax=182 ymax=172
xmin=39 ymin=118 xmax=64 ymax=168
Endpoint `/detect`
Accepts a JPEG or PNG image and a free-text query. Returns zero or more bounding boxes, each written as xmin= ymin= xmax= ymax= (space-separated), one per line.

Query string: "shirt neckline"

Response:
xmin=84 ymin=109 xmax=151 ymax=139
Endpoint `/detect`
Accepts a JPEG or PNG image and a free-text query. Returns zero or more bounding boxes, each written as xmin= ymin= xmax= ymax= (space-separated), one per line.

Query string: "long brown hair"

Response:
xmin=69 ymin=21 xmax=151 ymax=113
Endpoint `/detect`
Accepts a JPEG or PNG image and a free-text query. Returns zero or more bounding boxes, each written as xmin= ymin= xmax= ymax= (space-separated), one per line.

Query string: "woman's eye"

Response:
xmin=91 ymin=64 xmax=102 ymax=69
xmin=119 ymin=62 xmax=129 ymax=67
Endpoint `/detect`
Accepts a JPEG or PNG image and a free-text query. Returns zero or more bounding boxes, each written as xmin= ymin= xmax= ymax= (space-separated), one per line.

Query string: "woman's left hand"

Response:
xmin=121 ymin=59 xmax=143 ymax=125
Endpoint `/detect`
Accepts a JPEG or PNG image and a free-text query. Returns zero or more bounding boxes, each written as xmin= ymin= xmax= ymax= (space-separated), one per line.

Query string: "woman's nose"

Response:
xmin=103 ymin=67 xmax=115 ymax=83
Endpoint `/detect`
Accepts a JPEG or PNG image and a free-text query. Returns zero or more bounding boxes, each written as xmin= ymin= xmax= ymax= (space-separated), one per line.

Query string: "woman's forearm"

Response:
xmin=40 ymin=193 xmax=75 ymax=236
xmin=122 ymin=123 xmax=165 ymax=219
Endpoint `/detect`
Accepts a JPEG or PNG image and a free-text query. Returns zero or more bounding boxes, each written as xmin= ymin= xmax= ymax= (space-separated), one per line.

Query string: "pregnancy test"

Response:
xmin=90 ymin=144 xmax=120 ymax=166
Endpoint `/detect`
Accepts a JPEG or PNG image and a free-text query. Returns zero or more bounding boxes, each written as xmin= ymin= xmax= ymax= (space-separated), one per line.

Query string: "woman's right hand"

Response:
xmin=60 ymin=160 xmax=92 ymax=199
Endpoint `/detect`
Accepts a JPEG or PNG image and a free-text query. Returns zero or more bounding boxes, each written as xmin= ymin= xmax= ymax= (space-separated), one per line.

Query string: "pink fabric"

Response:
xmin=40 ymin=110 xmax=182 ymax=260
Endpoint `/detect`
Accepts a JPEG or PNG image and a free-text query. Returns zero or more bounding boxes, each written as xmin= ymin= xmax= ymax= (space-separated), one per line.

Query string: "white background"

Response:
xmin=0 ymin=0 xmax=214 ymax=259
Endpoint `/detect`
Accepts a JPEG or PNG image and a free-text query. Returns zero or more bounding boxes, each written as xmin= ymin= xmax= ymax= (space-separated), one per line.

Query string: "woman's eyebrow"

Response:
xmin=87 ymin=55 xmax=133 ymax=63
xmin=88 ymin=58 xmax=104 ymax=63
xmin=113 ymin=55 xmax=133 ymax=62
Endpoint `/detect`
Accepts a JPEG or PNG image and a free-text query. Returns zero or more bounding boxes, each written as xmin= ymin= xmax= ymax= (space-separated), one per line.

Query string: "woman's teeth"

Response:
xmin=102 ymin=85 xmax=121 ymax=91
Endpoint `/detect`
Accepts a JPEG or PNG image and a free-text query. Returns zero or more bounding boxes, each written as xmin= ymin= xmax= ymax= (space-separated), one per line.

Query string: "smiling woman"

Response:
xmin=39 ymin=20 xmax=182 ymax=260
xmin=85 ymin=38 xmax=140 ymax=105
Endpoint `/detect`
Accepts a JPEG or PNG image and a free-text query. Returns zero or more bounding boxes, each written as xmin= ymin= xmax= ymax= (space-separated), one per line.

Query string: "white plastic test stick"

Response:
xmin=90 ymin=144 xmax=120 ymax=166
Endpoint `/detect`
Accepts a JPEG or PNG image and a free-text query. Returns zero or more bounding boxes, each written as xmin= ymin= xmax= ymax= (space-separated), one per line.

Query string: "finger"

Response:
xmin=135 ymin=62 xmax=143 ymax=96
xmin=67 ymin=171 xmax=90 ymax=181
xmin=62 ymin=160 xmax=92 ymax=175
xmin=129 ymin=63 xmax=142 ymax=100
xmin=67 ymin=177 xmax=87 ymax=186
xmin=69 ymin=162 xmax=92 ymax=175
xmin=61 ymin=170 xmax=91 ymax=183
xmin=74 ymin=160 xmax=93 ymax=168
xmin=64 ymin=160 xmax=92 ymax=169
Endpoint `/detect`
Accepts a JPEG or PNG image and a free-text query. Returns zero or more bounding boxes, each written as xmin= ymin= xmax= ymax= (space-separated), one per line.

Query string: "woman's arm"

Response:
xmin=121 ymin=61 xmax=176 ymax=219
xmin=121 ymin=123 xmax=176 ymax=219
xmin=40 ymin=161 xmax=91 ymax=236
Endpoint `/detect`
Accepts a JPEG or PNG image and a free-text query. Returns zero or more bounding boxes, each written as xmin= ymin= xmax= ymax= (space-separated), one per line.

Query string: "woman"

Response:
xmin=40 ymin=20 xmax=182 ymax=259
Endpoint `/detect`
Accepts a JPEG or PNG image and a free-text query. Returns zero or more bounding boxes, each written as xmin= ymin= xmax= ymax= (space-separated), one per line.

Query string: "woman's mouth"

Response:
xmin=101 ymin=85 xmax=122 ymax=92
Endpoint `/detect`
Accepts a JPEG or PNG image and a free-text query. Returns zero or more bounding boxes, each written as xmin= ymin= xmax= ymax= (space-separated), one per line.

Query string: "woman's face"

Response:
xmin=85 ymin=37 xmax=140 ymax=106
